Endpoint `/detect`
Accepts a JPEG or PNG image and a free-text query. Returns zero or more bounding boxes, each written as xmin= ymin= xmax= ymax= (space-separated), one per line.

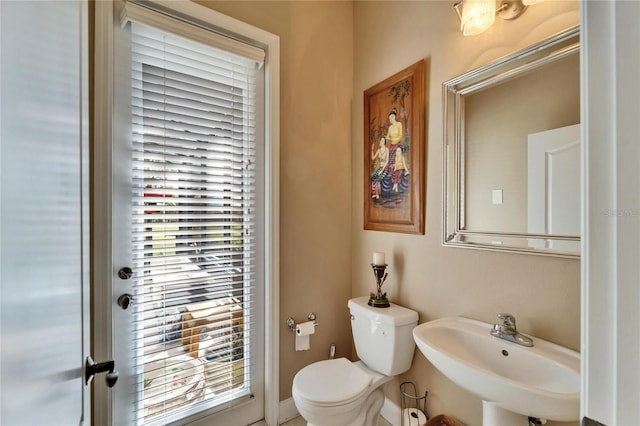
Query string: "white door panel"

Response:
xmin=0 ymin=0 xmax=89 ymax=424
xmin=528 ymin=124 xmax=581 ymax=250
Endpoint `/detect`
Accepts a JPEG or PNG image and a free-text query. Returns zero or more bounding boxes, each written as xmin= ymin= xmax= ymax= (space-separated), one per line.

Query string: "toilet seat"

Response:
xmin=293 ymin=358 xmax=372 ymax=406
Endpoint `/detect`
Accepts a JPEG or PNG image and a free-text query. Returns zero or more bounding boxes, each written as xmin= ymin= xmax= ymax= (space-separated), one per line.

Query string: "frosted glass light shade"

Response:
xmin=461 ymin=0 xmax=496 ymax=36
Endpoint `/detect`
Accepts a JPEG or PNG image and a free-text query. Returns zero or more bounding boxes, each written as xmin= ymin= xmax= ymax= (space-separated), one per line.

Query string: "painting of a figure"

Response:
xmin=364 ymin=60 xmax=425 ymax=234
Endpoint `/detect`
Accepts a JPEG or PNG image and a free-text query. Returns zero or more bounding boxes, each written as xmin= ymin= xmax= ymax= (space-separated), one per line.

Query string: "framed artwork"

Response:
xmin=364 ymin=60 xmax=425 ymax=234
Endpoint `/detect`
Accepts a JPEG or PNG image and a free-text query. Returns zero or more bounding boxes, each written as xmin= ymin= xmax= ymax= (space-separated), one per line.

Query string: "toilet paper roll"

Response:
xmin=295 ymin=334 xmax=310 ymax=351
xmin=402 ymin=408 xmax=427 ymax=426
xmin=295 ymin=321 xmax=315 ymax=351
xmin=296 ymin=321 xmax=316 ymax=336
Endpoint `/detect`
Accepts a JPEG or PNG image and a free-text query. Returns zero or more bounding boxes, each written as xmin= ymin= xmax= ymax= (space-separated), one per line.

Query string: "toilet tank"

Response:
xmin=348 ymin=296 xmax=419 ymax=376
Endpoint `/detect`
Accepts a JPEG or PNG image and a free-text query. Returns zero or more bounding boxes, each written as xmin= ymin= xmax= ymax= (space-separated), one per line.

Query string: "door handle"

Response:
xmin=85 ymin=356 xmax=119 ymax=388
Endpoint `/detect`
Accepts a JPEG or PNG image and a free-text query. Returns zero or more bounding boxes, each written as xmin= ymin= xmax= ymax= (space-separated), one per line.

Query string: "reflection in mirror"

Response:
xmin=443 ymin=26 xmax=580 ymax=258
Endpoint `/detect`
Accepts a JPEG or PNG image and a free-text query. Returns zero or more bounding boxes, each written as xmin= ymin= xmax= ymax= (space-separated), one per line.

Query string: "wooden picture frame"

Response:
xmin=364 ymin=60 xmax=425 ymax=234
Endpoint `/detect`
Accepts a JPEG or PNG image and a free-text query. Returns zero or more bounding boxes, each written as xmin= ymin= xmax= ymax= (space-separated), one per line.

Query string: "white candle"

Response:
xmin=372 ymin=252 xmax=386 ymax=265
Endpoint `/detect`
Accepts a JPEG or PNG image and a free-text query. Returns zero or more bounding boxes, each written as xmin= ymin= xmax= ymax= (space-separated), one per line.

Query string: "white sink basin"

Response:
xmin=413 ymin=316 xmax=580 ymax=424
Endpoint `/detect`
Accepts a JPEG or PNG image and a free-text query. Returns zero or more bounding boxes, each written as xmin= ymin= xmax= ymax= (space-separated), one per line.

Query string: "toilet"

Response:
xmin=292 ymin=296 xmax=419 ymax=426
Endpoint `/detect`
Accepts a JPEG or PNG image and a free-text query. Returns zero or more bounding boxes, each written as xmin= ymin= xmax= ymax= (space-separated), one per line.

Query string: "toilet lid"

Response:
xmin=293 ymin=358 xmax=372 ymax=406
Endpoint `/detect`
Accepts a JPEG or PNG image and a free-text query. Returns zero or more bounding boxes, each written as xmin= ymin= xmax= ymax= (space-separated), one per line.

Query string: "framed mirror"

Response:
xmin=443 ymin=26 xmax=580 ymax=258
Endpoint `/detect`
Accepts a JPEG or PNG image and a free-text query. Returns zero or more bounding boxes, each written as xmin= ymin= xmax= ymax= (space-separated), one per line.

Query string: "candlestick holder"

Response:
xmin=368 ymin=263 xmax=390 ymax=308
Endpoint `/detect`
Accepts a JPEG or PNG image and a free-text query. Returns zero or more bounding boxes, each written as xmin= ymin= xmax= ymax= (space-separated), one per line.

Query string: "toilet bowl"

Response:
xmin=292 ymin=358 xmax=390 ymax=426
xmin=292 ymin=297 xmax=419 ymax=426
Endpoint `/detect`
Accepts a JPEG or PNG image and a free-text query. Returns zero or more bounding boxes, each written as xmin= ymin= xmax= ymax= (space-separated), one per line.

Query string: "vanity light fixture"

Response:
xmin=453 ymin=0 xmax=540 ymax=36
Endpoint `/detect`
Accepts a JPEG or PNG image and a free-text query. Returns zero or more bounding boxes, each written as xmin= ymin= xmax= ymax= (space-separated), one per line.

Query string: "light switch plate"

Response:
xmin=492 ymin=189 xmax=503 ymax=205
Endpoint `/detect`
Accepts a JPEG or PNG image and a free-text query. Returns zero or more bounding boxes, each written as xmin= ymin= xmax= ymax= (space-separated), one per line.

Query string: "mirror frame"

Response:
xmin=442 ymin=26 xmax=580 ymax=258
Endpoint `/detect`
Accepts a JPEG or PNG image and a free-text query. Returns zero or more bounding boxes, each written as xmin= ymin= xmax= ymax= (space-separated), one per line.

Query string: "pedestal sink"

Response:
xmin=412 ymin=317 xmax=580 ymax=425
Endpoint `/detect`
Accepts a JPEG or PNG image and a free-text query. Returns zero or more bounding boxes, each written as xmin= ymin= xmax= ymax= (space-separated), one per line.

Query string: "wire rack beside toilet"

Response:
xmin=400 ymin=381 xmax=428 ymax=426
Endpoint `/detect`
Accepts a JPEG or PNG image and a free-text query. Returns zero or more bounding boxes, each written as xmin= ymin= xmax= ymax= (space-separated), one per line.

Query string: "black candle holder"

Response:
xmin=368 ymin=263 xmax=390 ymax=308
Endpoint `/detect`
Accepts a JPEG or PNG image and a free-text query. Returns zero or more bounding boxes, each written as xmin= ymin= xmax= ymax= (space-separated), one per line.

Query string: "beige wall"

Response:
xmin=352 ymin=2 xmax=580 ymax=426
xmin=198 ymin=1 xmax=580 ymax=424
xmin=195 ymin=1 xmax=355 ymax=402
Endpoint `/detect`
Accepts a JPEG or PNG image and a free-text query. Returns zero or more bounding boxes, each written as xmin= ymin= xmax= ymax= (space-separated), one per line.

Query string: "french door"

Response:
xmin=93 ymin=1 xmax=279 ymax=425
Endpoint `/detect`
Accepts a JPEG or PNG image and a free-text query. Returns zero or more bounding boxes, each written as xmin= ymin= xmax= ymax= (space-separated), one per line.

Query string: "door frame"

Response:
xmin=92 ymin=1 xmax=280 ymax=424
xmin=581 ymin=1 xmax=640 ymax=424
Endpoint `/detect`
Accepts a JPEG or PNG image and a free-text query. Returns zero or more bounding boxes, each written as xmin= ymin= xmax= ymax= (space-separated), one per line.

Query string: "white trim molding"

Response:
xmin=582 ymin=1 xmax=640 ymax=425
xmin=381 ymin=397 xmax=402 ymax=426
xmin=92 ymin=2 xmax=115 ymax=424
xmin=279 ymin=398 xmax=299 ymax=425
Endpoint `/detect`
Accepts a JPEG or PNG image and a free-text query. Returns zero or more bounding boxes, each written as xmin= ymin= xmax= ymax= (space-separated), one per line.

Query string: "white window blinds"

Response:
xmin=128 ymin=19 xmax=260 ymax=424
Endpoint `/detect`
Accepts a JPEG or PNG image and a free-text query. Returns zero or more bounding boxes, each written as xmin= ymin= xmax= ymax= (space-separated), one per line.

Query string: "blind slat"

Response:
xmin=131 ymin=48 xmax=256 ymax=87
xmin=134 ymin=70 xmax=255 ymax=106
xmin=131 ymin=127 xmax=254 ymax=148
xmin=132 ymin=139 xmax=250 ymax=156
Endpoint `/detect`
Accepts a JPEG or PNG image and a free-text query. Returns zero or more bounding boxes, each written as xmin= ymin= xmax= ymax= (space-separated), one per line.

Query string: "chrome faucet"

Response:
xmin=490 ymin=313 xmax=534 ymax=347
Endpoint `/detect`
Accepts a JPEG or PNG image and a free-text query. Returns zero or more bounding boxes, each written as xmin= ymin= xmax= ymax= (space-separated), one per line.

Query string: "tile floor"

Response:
xmin=281 ymin=415 xmax=392 ymax=426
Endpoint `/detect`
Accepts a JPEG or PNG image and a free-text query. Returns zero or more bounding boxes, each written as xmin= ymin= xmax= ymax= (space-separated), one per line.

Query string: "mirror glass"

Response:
xmin=443 ymin=27 xmax=580 ymax=258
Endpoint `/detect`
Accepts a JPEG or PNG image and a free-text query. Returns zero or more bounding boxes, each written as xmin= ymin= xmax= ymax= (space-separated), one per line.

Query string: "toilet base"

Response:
xmin=303 ymin=387 xmax=385 ymax=426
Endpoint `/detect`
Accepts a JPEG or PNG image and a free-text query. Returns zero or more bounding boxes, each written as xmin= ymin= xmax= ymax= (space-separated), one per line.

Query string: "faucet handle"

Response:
xmin=497 ymin=313 xmax=516 ymax=328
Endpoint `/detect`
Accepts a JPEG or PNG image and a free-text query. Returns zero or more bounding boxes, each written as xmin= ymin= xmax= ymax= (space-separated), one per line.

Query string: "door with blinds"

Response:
xmin=110 ymin=3 xmax=265 ymax=425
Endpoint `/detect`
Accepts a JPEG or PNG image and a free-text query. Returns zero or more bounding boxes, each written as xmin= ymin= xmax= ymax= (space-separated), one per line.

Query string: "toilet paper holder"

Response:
xmin=286 ymin=313 xmax=318 ymax=332
xmin=400 ymin=381 xmax=428 ymax=426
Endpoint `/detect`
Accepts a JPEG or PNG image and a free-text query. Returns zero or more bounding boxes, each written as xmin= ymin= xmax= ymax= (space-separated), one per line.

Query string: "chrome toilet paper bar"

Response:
xmin=286 ymin=313 xmax=318 ymax=332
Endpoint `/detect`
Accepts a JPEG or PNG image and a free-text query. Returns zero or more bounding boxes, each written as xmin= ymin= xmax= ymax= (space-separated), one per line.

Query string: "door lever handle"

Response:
xmin=85 ymin=356 xmax=119 ymax=388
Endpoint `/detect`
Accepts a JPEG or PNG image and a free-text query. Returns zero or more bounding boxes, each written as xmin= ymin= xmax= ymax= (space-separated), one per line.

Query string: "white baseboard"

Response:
xmin=381 ymin=397 xmax=402 ymax=426
xmin=279 ymin=397 xmax=300 ymax=424
xmin=280 ymin=396 xmax=401 ymax=426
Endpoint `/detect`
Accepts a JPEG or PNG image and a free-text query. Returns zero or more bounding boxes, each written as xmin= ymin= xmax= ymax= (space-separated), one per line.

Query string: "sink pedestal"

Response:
xmin=482 ymin=401 xmax=528 ymax=426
